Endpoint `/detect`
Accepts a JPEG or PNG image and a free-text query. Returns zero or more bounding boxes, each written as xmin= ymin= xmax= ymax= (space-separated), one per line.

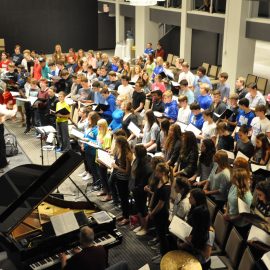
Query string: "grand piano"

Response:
xmin=0 ymin=150 xmax=122 ymax=270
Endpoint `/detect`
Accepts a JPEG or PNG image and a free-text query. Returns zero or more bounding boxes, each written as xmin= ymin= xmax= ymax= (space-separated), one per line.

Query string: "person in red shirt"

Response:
xmin=0 ymin=52 xmax=11 ymax=71
xmin=3 ymin=87 xmax=15 ymax=112
xmin=155 ymin=42 xmax=165 ymax=60
xmin=33 ymin=58 xmax=42 ymax=81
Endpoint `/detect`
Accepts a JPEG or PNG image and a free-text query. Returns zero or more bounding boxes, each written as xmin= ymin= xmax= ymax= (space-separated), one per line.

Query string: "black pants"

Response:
xmin=99 ymin=165 xmax=110 ymax=193
xmin=24 ymin=102 xmax=34 ymax=130
xmin=108 ymin=174 xmax=119 ymax=203
xmin=85 ymin=151 xmax=99 ymax=184
xmin=133 ymin=187 xmax=147 ymax=217
xmin=0 ymin=124 xmax=7 ymax=168
xmin=154 ymin=214 xmax=169 ymax=255
xmin=38 ymin=110 xmax=48 ymax=126
xmin=116 ymin=179 xmax=130 ymax=219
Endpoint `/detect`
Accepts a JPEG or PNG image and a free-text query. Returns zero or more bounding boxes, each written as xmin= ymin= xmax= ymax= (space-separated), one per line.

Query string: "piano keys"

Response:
xmin=0 ymin=150 xmax=123 ymax=270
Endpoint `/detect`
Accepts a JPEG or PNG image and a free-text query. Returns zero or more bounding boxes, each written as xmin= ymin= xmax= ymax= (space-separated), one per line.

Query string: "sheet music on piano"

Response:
xmin=50 ymin=212 xmax=79 ymax=237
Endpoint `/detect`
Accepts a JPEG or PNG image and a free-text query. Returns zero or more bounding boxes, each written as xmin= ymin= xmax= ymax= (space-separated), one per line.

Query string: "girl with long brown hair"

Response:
xmin=111 ymin=136 xmax=133 ymax=226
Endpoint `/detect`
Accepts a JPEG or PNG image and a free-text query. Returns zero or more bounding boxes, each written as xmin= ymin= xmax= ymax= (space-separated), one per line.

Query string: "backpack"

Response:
xmin=4 ymin=133 xmax=19 ymax=157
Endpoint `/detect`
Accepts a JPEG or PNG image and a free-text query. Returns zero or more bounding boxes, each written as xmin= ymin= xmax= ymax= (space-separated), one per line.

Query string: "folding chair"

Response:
xmin=256 ymin=77 xmax=268 ymax=95
xmin=166 ymin=53 xmax=173 ymax=66
xmin=202 ymin=62 xmax=210 ymax=75
xmin=238 ymin=247 xmax=255 ymax=270
xmin=245 ymin=74 xmax=257 ymax=87
xmin=207 ymin=197 xmax=217 ymax=224
xmin=208 ymin=65 xmax=219 ymax=79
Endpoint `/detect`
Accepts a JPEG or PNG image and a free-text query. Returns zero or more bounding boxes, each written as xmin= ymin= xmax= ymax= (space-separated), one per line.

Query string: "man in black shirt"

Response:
xmin=12 ymin=45 xmax=24 ymax=66
xmin=47 ymin=87 xmax=58 ymax=128
xmin=60 ymin=226 xmax=107 ymax=270
xmin=235 ymin=76 xmax=248 ymax=99
xmin=151 ymin=90 xmax=165 ymax=112
xmin=210 ymin=90 xmax=227 ymax=122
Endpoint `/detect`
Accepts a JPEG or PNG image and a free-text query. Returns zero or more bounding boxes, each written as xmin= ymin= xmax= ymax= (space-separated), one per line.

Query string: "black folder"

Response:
xmin=54 ymin=108 xmax=70 ymax=115
xmin=94 ymin=104 xmax=110 ymax=112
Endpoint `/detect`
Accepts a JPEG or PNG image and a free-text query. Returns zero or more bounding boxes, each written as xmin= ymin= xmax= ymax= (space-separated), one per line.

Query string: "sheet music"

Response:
xmin=171 ymin=81 xmax=180 ymax=87
xmin=234 ymin=126 xmax=240 ymax=133
xmin=97 ymin=149 xmax=115 ymax=168
xmin=169 ymin=216 xmax=192 ymax=242
xmin=16 ymin=96 xmax=38 ymax=106
xmin=213 ymin=112 xmax=221 ymax=118
xmin=153 ymin=111 xmax=164 ymax=118
xmin=65 ymin=97 xmax=75 ymax=105
xmin=236 ymin=151 xmax=249 ymax=161
xmin=210 ymin=256 xmax=226 ymax=269
xmin=248 ymin=225 xmax=270 ymax=246
xmin=71 ymin=128 xmax=84 ymax=139
xmin=185 ymin=123 xmax=201 ymax=136
xmin=262 ymin=251 xmax=270 ymax=269
xmin=50 ymin=212 xmax=79 ymax=237
xmin=238 ymin=198 xmax=251 ymax=214
xmin=138 ymin=264 xmax=150 ymax=270
xmin=177 ymin=121 xmax=188 ymax=132
xmin=36 ymin=126 xmax=56 ymax=134
xmin=127 ymin=121 xmax=141 ymax=137
xmin=221 ymin=149 xmax=234 ymax=160
xmin=196 ymin=176 xmax=200 ymax=182
xmin=251 ymin=163 xmax=267 ymax=172
xmin=92 ymin=211 xmax=113 ymax=224
xmin=10 ymin=91 xmax=20 ymax=97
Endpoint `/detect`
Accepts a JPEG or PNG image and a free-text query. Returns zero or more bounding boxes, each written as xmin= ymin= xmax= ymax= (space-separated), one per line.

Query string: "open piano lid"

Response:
xmin=0 ymin=150 xmax=83 ymax=234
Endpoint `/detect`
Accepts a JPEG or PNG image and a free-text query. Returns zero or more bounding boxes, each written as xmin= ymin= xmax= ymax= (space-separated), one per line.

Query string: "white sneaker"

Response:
xmin=136 ymin=229 xmax=147 ymax=236
xmin=78 ymin=171 xmax=87 ymax=177
xmin=133 ymin=226 xmax=141 ymax=233
xmin=82 ymin=173 xmax=92 ymax=181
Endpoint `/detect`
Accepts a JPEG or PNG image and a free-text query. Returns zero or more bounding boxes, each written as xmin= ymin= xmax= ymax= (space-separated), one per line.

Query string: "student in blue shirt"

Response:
xmin=189 ymin=103 xmax=204 ymax=130
xmin=152 ymin=57 xmax=164 ymax=79
xmin=144 ymin=42 xmax=155 ymax=56
xmin=193 ymin=66 xmax=212 ymax=101
xmin=197 ymin=83 xmax=212 ymax=110
xmin=100 ymin=88 xmax=116 ymax=122
xmin=82 ymin=111 xmax=100 ymax=187
xmin=236 ymin=98 xmax=255 ymax=129
xmin=235 ymin=98 xmax=255 ymax=141
xmin=92 ymin=81 xmax=106 ymax=105
xmin=217 ymin=72 xmax=230 ymax=103
xmin=40 ymin=58 xmax=51 ymax=79
xmin=98 ymin=66 xmax=110 ymax=86
xmin=163 ymin=90 xmax=178 ymax=122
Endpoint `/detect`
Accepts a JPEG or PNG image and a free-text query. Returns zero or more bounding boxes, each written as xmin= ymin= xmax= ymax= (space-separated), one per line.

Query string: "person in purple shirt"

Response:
xmin=193 ymin=66 xmax=212 ymax=101
xmin=163 ymin=90 xmax=178 ymax=122
xmin=197 ymin=83 xmax=212 ymax=110
xmin=189 ymin=102 xmax=204 ymax=130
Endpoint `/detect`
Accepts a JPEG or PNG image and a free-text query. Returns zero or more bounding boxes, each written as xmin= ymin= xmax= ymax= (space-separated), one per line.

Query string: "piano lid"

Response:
xmin=0 ymin=150 xmax=83 ymax=234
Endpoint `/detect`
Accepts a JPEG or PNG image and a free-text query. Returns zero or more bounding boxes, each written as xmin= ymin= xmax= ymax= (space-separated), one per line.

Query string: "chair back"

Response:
xmin=207 ymin=198 xmax=217 ymax=224
xmin=245 ymin=74 xmax=257 ymax=86
xmin=225 ymin=227 xmax=243 ymax=268
xmin=202 ymin=62 xmax=210 ymax=75
xmin=172 ymin=55 xmax=179 ymax=66
xmin=213 ymin=211 xmax=230 ymax=250
xmin=238 ymin=247 xmax=255 ymax=270
xmin=208 ymin=65 xmax=219 ymax=79
xmin=256 ymin=77 xmax=268 ymax=95
xmin=166 ymin=54 xmax=173 ymax=66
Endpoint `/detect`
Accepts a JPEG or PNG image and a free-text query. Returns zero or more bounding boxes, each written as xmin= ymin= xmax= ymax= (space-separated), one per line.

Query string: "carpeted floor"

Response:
xmin=2 ymin=120 xmax=160 ymax=270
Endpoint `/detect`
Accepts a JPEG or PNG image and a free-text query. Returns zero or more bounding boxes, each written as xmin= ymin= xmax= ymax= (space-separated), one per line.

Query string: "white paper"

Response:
xmin=128 ymin=121 xmax=141 ymax=137
xmin=251 ymin=163 xmax=267 ymax=172
xmin=234 ymin=126 xmax=240 ymax=133
xmin=185 ymin=123 xmax=201 ymax=136
xmin=221 ymin=149 xmax=234 ymax=160
xmin=97 ymin=149 xmax=115 ymax=169
xmin=153 ymin=111 xmax=164 ymax=118
xmin=248 ymin=225 xmax=270 ymax=246
xmin=65 ymin=97 xmax=75 ymax=105
xmin=210 ymin=256 xmax=226 ymax=269
xmin=169 ymin=216 xmax=192 ymax=242
xmin=36 ymin=126 xmax=56 ymax=134
xmin=171 ymin=81 xmax=180 ymax=87
xmin=92 ymin=211 xmax=113 ymax=224
xmin=138 ymin=264 xmax=150 ymax=270
xmin=238 ymin=198 xmax=251 ymax=214
xmin=262 ymin=251 xmax=270 ymax=268
xmin=71 ymin=128 xmax=84 ymax=139
xmin=196 ymin=176 xmax=200 ymax=182
xmin=10 ymin=91 xmax=20 ymax=97
xmin=236 ymin=151 xmax=249 ymax=161
xmin=50 ymin=212 xmax=79 ymax=236
xmin=177 ymin=122 xmax=188 ymax=132
xmin=16 ymin=97 xmax=38 ymax=106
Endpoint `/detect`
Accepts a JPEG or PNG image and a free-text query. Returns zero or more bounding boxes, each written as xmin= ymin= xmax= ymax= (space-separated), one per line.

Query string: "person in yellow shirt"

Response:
xmin=55 ymin=91 xmax=71 ymax=152
xmin=96 ymin=119 xmax=112 ymax=201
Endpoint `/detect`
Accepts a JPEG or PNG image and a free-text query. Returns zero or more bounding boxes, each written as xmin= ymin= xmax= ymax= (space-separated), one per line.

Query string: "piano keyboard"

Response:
xmin=29 ymin=234 xmax=116 ymax=270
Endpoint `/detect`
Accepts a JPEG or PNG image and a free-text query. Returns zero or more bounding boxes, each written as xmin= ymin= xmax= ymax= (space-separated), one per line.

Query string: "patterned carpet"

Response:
xmin=3 ymin=120 xmax=160 ymax=270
